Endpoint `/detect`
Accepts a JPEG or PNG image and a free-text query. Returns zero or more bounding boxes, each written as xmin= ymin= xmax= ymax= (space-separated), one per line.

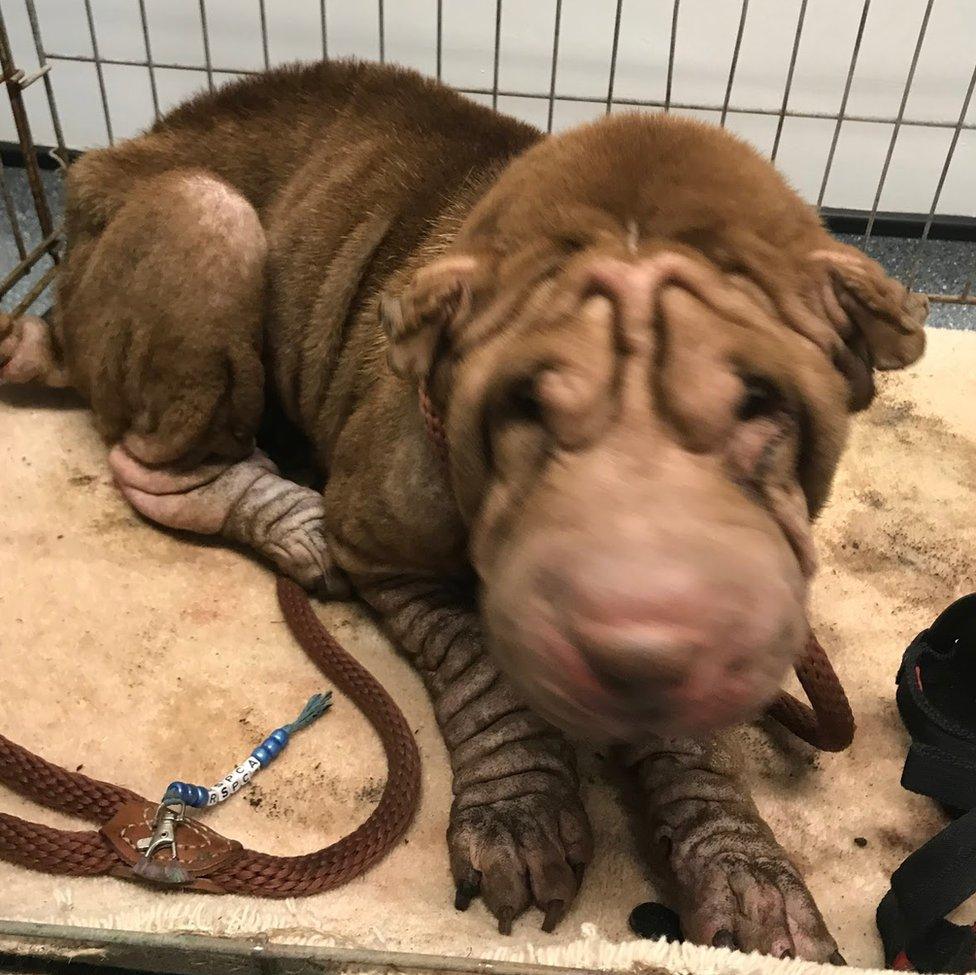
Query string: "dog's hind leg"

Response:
xmin=0 ymin=312 xmax=70 ymax=388
xmin=41 ymin=164 xmax=345 ymax=594
xmin=55 ymin=167 xmax=268 ymax=464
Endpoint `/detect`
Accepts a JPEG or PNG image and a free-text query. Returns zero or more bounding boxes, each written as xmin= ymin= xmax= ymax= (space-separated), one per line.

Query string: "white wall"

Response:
xmin=3 ymin=0 xmax=975 ymax=216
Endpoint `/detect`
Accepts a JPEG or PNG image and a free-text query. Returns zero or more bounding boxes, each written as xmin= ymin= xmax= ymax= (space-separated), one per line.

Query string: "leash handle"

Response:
xmin=0 ymin=577 xmax=421 ymax=896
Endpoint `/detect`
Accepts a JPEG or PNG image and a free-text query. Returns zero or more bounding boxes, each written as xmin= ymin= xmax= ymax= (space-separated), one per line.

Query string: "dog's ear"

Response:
xmin=810 ymin=244 xmax=927 ymax=410
xmin=379 ymin=255 xmax=479 ymax=379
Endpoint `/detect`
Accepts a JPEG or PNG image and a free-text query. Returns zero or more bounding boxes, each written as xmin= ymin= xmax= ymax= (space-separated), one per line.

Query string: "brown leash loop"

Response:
xmin=0 ymin=576 xmax=421 ymax=895
xmin=418 ymin=384 xmax=855 ymax=752
xmin=0 ymin=395 xmax=853 ymax=886
xmin=767 ymin=630 xmax=855 ymax=752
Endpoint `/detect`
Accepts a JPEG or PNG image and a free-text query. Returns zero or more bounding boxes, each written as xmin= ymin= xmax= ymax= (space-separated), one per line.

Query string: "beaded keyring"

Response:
xmin=162 ymin=692 xmax=332 ymax=809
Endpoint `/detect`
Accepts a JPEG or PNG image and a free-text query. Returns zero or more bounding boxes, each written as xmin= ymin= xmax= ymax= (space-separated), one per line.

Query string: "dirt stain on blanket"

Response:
xmin=824 ymin=394 xmax=976 ymax=618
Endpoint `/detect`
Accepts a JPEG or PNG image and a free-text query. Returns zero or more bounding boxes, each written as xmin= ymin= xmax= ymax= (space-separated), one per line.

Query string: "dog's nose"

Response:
xmin=545 ymin=542 xmax=805 ymax=724
xmin=573 ymin=621 xmax=751 ymax=705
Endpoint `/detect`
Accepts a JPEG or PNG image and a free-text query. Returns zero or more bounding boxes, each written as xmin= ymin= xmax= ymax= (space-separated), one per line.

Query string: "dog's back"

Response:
xmin=67 ymin=60 xmax=538 ymax=230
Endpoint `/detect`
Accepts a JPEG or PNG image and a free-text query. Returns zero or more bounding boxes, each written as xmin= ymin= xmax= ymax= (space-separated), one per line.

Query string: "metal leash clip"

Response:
xmin=123 ymin=694 xmax=332 ymax=888
xmin=132 ymin=798 xmax=191 ymax=885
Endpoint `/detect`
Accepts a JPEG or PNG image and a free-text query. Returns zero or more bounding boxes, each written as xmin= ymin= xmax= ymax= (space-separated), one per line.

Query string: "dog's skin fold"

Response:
xmin=0 ymin=60 xmax=926 ymax=957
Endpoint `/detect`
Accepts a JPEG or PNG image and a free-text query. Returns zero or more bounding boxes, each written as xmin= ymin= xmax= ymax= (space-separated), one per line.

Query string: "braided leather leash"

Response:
xmin=420 ymin=380 xmax=855 ymax=753
xmin=769 ymin=631 xmax=855 ymax=752
xmin=0 ymin=576 xmax=421 ymax=894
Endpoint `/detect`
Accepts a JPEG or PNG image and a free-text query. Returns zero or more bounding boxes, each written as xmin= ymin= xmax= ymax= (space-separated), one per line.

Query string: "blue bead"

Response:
xmin=252 ymin=744 xmax=272 ymax=767
xmin=264 ymin=732 xmax=286 ymax=758
xmin=270 ymin=728 xmax=290 ymax=747
xmin=163 ymin=781 xmax=210 ymax=807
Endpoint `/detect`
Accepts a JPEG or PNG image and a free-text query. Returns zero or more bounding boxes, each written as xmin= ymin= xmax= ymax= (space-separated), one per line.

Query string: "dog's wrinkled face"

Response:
xmin=381 ymin=118 xmax=927 ymax=742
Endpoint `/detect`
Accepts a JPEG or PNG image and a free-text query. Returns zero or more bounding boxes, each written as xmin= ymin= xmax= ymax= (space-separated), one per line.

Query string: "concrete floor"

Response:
xmin=1 ymin=165 xmax=975 ymax=329
xmin=836 ymin=233 xmax=976 ymax=330
xmin=0 ymin=167 xmax=62 ymax=313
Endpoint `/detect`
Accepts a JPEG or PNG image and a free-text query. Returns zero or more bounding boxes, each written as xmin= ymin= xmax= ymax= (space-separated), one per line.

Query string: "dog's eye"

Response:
xmin=506 ymin=375 xmax=543 ymax=425
xmin=737 ymin=375 xmax=782 ymax=422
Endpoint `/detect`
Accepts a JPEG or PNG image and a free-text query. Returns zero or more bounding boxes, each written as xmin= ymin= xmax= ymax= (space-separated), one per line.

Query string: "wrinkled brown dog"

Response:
xmin=0 ymin=60 xmax=926 ymax=957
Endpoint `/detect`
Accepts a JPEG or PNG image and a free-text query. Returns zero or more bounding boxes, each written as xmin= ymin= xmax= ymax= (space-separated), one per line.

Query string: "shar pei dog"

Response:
xmin=0 ymin=60 xmax=926 ymax=959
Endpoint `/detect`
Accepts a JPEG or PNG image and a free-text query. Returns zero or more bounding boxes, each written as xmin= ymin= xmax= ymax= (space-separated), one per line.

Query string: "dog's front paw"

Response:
xmin=676 ymin=841 xmax=841 ymax=963
xmin=109 ymin=446 xmax=350 ymax=598
xmin=260 ymin=502 xmax=351 ymax=599
xmin=448 ymin=790 xmax=592 ymax=934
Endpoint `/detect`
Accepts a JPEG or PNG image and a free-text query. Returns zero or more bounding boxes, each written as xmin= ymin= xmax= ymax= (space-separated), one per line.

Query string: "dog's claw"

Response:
xmin=829 ymin=952 xmax=847 ymax=966
xmin=679 ymin=843 xmax=838 ymax=961
xmin=454 ymin=883 xmax=473 ymax=911
xmin=497 ymin=906 xmax=515 ymax=935
xmin=448 ymin=792 xmax=591 ymax=935
xmin=712 ymin=930 xmax=738 ymax=950
xmin=541 ymin=899 xmax=565 ymax=933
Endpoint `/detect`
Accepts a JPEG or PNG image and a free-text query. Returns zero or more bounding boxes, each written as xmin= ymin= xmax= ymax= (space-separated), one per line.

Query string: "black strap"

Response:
xmin=878 ymin=892 xmax=976 ymax=975
xmin=890 ymin=810 xmax=976 ymax=936
xmin=902 ymin=740 xmax=976 ymax=811
xmin=877 ymin=594 xmax=976 ymax=973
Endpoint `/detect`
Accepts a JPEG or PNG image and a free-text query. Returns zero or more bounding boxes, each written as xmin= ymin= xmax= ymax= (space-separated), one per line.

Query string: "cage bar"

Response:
xmin=720 ymin=0 xmax=749 ymax=127
xmin=23 ymin=0 xmax=67 ymax=158
xmin=82 ymin=0 xmax=113 ymax=145
xmin=929 ymin=280 xmax=974 ymax=305
xmin=15 ymin=64 xmax=51 ymax=88
xmin=258 ymin=0 xmax=270 ymax=71
xmin=2 ymin=0 xmax=976 ymax=314
xmin=34 ymin=49 xmax=976 ymax=134
xmin=198 ymin=0 xmax=215 ymax=92
xmin=863 ymin=0 xmax=935 ymax=243
xmin=0 ymin=3 xmax=55 ymax=239
xmin=320 ymin=0 xmax=328 ymax=60
xmin=378 ymin=0 xmax=385 ymax=64
xmin=546 ymin=0 xmax=563 ymax=133
xmin=770 ymin=0 xmax=807 ymax=162
xmin=436 ymin=0 xmax=443 ymax=81
xmin=909 ymin=58 xmax=976 ymax=289
xmin=605 ymin=0 xmax=624 ymax=114
xmin=137 ymin=0 xmax=160 ymax=120
xmin=10 ymin=258 xmax=55 ymax=317
xmin=0 ymin=228 xmax=60 ymax=296
xmin=665 ymin=0 xmax=679 ymax=111
xmin=3 ymin=243 xmax=59 ymax=311
xmin=816 ymin=0 xmax=871 ymax=209
xmin=492 ymin=0 xmax=502 ymax=110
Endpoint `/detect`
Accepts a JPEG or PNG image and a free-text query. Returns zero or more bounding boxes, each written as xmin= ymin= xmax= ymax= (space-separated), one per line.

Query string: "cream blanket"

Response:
xmin=1 ymin=328 xmax=974 ymax=974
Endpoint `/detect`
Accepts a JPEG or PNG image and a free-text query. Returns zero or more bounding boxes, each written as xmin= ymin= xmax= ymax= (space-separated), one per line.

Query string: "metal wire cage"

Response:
xmin=1 ymin=0 xmax=975 ymax=321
